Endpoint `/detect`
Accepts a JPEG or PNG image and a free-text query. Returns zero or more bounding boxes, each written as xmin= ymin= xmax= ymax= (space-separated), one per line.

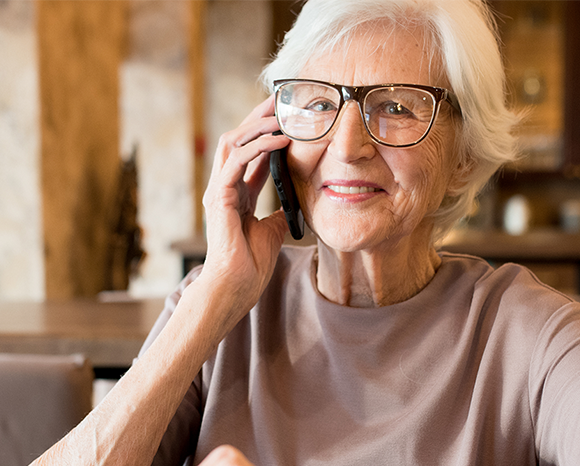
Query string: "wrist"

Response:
xmin=172 ymin=274 xmax=253 ymax=356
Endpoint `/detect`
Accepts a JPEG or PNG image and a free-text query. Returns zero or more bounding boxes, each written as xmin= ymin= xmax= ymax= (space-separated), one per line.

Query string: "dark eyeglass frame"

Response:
xmin=273 ymin=78 xmax=462 ymax=148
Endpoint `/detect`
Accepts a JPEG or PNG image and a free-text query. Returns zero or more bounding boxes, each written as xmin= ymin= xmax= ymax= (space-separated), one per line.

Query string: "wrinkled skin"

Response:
xmin=286 ymin=25 xmax=461 ymax=307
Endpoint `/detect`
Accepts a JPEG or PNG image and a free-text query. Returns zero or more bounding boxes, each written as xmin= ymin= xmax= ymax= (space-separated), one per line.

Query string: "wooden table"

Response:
xmin=0 ymin=298 xmax=165 ymax=377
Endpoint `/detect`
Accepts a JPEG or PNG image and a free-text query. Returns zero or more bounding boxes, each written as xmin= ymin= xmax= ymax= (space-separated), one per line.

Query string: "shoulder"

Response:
xmin=254 ymin=244 xmax=319 ymax=313
xmin=441 ymin=253 xmax=580 ymax=353
xmin=274 ymin=244 xmax=317 ymax=271
xmin=268 ymin=244 xmax=317 ymax=284
xmin=437 ymin=252 xmax=579 ymax=333
xmin=439 ymin=251 xmax=575 ymax=308
xmin=138 ymin=245 xmax=317 ymax=357
xmin=475 ymin=257 xmax=575 ymax=317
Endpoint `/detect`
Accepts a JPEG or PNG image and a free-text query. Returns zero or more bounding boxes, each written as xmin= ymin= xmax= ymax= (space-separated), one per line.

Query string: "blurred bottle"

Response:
xmin=503 ymin=194 xmax=531 ymax=235
xmin=560 ymin=199 xmax=580 ymax=233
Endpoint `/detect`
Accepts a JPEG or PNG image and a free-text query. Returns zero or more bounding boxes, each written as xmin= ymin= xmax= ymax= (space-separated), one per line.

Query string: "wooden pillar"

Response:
xmin=190 ymin=0 xmax=207 ymax=235
xmin=37 ymin=0 xmax=126 ymax=298
xmin=271 ymin=0 xmax=302 ymax=54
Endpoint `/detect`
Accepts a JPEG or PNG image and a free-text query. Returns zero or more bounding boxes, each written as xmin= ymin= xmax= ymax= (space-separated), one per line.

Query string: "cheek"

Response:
xmin=286 ymin=141 xmax=327 ymax=215
xmin=389 ymin=126 xmax=455 ymax=213
xmin=425 ymin=125 xmax=457 ymax=198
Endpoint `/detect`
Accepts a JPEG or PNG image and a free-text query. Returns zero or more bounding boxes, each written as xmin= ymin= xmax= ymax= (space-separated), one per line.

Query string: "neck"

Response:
xmin=315 ymin=227 xmax=441 ymax=308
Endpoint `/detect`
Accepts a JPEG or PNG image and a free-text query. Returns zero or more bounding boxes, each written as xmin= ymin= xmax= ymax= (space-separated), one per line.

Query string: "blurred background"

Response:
xmin=0 ymin=0 xmax=300 ymax=302
xmin=1 ymin=0 xmax=580 ymax=302
xmin=3 ymin=3 xmax=578 ymax=453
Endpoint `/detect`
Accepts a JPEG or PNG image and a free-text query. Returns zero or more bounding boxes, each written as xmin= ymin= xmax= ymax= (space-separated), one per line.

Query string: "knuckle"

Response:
xmin=211 ymin=444 xmax=242 ymax=461
xmin=217 ymin=133 xmax=230 ymax=149
xmin=202 ymin=193 xmax=210 ymax=208
xmin=217 ymin=130 xmax=235 ymax=146
xmin=217 ymin=131 xmax=242 ymax=153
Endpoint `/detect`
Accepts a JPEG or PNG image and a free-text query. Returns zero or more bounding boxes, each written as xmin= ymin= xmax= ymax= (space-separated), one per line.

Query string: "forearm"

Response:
xmin=31 ymin=96 xmax=288 ymax=466
xmin=31 ymin=276 xmax=237 ymax=466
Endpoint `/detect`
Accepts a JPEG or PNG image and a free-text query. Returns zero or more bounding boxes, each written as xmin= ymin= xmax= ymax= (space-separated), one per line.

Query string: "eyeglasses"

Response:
xmin=274 ymin=79 xmax=461 ymax=148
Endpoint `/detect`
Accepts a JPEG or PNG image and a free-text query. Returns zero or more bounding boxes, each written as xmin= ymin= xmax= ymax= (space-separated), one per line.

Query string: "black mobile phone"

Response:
xmin=270 ymin=137 xmax=305 ymax=240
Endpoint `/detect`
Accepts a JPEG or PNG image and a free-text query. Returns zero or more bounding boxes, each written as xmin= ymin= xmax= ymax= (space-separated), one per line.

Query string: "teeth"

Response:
xmin=328 ymin=185 xmax=378 ymax=194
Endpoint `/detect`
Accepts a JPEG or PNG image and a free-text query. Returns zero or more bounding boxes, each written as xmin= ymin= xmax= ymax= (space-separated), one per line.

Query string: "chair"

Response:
xmin=0 ymin=353 xmax=93 ymax=466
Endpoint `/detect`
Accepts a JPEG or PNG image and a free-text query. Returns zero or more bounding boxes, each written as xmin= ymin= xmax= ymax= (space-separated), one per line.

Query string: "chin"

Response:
xmin=312 ymin=222 xmax=389 ymax=253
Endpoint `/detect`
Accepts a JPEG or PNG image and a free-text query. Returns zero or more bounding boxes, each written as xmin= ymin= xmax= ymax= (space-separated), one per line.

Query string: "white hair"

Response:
xmin=261 ymin=0 xmax=520 ymax=243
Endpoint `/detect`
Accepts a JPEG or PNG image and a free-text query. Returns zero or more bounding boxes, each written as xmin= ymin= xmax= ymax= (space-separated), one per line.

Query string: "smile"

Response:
xmin=327 ymin=185 xmax=380 ymax=194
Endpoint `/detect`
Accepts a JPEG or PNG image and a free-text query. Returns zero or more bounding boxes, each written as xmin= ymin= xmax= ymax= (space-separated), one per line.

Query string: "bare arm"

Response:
xmin=30 ymin=96 xmax=289 ymax=466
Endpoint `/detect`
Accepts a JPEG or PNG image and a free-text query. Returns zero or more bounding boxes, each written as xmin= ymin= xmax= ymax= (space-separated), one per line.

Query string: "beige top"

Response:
xmin=141 ymin=246 xmax=580 ymax=466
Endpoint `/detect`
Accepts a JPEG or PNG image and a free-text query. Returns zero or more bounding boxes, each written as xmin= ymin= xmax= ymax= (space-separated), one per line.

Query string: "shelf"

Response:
xmin=441 ymin=228 xmax=580 ymax=262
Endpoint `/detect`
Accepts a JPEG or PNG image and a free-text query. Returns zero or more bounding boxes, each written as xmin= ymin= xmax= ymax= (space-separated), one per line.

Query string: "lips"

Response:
xmin=327 ymin=185 xmax=380 ymax=194
xmin=322 ymin=180 xmax=386 ymax=202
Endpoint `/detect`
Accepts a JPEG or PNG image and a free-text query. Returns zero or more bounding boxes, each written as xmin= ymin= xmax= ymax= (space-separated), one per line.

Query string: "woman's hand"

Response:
xmin=198 ymin=95 xmax=290 ymax=324
xmin=199 ymin=446 xmax=255 ymax=466
xmin=28 ymin=98 xmax=287 ymax=466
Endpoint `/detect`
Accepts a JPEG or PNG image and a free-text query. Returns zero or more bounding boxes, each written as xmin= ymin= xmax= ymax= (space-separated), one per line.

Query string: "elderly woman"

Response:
xmin=33 ymin=0 xmax=580 ymax=465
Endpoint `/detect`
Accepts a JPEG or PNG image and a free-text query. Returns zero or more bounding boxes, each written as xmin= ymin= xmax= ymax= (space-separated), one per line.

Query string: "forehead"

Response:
xmin=300 ymin=23 xmax=445 ymax=88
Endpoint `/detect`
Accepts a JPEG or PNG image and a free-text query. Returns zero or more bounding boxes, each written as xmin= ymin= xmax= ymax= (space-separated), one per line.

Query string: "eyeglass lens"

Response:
xmin=276 ymin=82 xmax=437 ymax=146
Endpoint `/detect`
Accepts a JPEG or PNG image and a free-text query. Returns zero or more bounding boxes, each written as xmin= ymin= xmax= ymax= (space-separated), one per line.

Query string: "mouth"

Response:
xmin=327 ymin=185 xmax=381 ymax=194
xmin=322 ymin=180 xmax=386 ymax=202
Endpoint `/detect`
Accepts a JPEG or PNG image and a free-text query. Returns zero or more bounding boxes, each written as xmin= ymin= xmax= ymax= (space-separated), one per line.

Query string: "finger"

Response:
xmin=203 ymin=133 xmax=287 ymax=217
xmin=244 ymin=150 xmax=270 ymax=187
xmin=235 ymin=117 xmax=280 ymax=149
xmin=211 ymin=94 xmax=278 ymax=176
xmin=243 ymin=152 xmax=273 ymax=213
xmin=211 ymin=116 xmax=280 ymax=176
xmin=219 ymin=133 xmax=287 ymax=191
xmin=239 ymin=93 xmax=276 ymax=126
xmin=199 ymin=445 xmax=255 ymax=466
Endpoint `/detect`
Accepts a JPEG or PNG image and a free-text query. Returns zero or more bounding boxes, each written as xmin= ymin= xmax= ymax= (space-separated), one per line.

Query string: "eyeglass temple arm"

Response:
xmin=445 ymin=91 xmax=462 ymax=116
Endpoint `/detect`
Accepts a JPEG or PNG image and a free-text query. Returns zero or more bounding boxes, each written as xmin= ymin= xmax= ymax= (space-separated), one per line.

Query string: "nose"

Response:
xmin=326 ymin=101 xmax=375 ymax=163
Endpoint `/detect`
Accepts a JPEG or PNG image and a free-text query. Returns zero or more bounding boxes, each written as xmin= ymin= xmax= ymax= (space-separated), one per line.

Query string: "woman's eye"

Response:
xmin=383 ymin=101 xmax=411 ymax=116
xmin=306 ymin=100 xmax=336 ymax=112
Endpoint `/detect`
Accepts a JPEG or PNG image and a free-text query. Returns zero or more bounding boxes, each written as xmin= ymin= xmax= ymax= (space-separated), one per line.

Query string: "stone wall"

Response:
xmin=0 ymin=0 xmax=274 ymax=300
xmin=123 ymin=0 xmax=273 ymax=297
xmin=0 ymin=1 xmax=44 ymax=300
